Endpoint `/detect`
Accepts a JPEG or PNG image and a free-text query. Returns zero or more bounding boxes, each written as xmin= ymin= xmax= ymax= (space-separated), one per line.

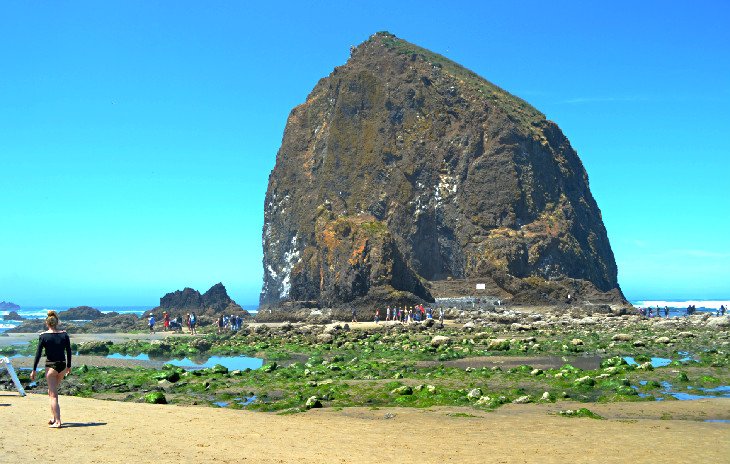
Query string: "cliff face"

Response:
xmin=261 ymin=32 xmax=624 ymax=308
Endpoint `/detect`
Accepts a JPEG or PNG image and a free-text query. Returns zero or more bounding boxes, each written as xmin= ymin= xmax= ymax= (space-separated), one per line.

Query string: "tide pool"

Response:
xmin=106 ymin=353 xmax=264 ymax=371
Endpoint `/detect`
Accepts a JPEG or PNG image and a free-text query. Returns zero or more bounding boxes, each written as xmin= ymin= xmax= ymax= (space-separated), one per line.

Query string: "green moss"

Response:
xmin=558 ymin=408 xmax=604 ymax=419
xmin=363 ymin=32 xmax=544 ymax=131
xmin=145 ymin=392 xmax=167 ymax=404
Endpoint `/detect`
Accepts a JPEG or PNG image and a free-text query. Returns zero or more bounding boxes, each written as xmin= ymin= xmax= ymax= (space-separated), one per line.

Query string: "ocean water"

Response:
xmin=631 ymin=300 xmax=730 ymax=311
xmin=0 ymin=304 xmax=259 ymax=333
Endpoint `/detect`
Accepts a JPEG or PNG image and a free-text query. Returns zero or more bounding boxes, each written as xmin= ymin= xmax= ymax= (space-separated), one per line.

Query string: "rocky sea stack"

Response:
xmin=151 ymin=283 xmax=246 ymax=318
xmin=261 ymin=32 xmax=625 ymax=310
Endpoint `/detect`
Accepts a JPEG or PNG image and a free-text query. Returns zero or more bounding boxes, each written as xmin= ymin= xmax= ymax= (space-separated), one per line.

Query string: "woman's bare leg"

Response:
xmin=46 ymin=368 xmax=63 ymax=427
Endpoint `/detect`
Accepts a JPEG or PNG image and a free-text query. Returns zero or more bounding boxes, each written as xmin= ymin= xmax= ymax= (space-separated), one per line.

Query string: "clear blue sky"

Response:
xmin=1 ymin=1 xmax=728 ymax=306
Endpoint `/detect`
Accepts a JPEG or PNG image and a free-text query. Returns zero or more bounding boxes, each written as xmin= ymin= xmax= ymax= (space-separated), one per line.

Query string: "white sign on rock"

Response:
xmin=476 ymin=283 xmax=486 ymax=290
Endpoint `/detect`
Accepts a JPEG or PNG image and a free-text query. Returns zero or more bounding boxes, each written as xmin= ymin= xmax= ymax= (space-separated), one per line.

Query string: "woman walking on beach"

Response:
xmin=30 ymin=310 xmax=72 ymax=428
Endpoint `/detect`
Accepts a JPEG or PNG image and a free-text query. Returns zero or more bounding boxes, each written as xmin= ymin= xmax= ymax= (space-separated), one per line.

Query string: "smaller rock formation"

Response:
xmin=2 ymin=311 xmax=23 ymax=321
xmin=58 ymin=306 xmax=104 ymax=320
xmin=151 ymin=283 xmax=247 ymax=319
xmin=0 ymin=301 xmax=20 ymax=310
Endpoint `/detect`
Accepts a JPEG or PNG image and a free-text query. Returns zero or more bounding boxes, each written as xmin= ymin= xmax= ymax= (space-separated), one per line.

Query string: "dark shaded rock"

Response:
xmin=6 ymin=319 xmax=59 ymax=333
xmin=58 ymin=306 xmax=104 ymax=320
xmin=152 ymin=283 xmax=247 ymax=319
xmin=2 ymin=311 xmax=23 ymax=321
xmin=261 ymin=32 xmax=625 ymax=310
xmin=159 ymin=287 xmax=204 ymax=310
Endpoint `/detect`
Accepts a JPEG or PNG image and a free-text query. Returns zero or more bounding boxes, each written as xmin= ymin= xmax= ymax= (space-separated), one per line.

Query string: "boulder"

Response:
xmin=706 ymin=316 xmax=730 ymax=329
xmin=487 ymin=339 xmax=510 ymax=351
xmin=391 ymin=386 xmax=413 ymax=395
xmin=305 ymin=396 xmax=322 ymax=409
xmin=512 ymin=395 xmax=532 ymax=404
xmin=430 ymin=335 xmax=451 ymax=347
xmin=612 ymin=333 xmax=632 ymax=342
xmin=574 ymin=376 xmax=595 ymax=386
xmin=467 ymin=388 xmax=482 ymax=399
xmin=144 ymin=392 xmax=167 ymax=404
xmin=77 ymin=340 xmax=112 ymax=355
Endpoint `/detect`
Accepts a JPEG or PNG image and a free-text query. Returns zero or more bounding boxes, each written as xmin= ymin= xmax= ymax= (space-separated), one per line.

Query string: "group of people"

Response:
xmin=147 ymin=311 xmax=198 ymax=334
xmin=637 ymin=306 xmax=670 ymax=318
xmin=685 ymin=304 xmax=727 ymax=316
xmin=637 ymin=304 xmax=728 ymax=318
xmin=216 ymin=314 xmax=244 ymax=333
xmin=372 ymin=304 xmax=445 ymax=326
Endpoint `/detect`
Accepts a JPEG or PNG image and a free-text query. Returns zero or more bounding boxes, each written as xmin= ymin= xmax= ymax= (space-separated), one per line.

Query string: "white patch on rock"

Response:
xmin=266 ymin=265 xmax=278 ymax=279
xmin=279 ymin=236 xmax=301 ymax=299
xmin=435 ymin=172 xmax=457 ymax=207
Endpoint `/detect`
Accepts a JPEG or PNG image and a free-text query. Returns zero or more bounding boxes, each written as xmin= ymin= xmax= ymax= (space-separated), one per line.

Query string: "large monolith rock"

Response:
xmin=261 ymin=32 xmax=625 ymax=309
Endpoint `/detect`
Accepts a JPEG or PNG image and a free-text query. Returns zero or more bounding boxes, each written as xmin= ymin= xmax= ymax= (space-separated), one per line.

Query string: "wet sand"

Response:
xmin=0 ymin=393 xmax=727 ymax=463
xmin=0 ymin=331 xmax=181 ymax=346
xmin=9 ymin=354 xmax=163 ymax=369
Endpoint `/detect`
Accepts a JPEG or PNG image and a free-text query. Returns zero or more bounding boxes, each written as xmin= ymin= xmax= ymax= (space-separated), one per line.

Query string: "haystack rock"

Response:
xmin=261 ymin=32 xmax=625 ymax=309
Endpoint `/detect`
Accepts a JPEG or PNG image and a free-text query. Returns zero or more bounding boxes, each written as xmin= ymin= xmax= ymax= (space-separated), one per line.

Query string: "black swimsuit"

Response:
xmin=33 ymin=332 xmax=72 ymax=373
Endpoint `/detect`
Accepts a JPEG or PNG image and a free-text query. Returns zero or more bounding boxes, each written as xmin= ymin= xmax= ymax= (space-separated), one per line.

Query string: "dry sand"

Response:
xmin=1 ymin=393 xmax=728 ymax=464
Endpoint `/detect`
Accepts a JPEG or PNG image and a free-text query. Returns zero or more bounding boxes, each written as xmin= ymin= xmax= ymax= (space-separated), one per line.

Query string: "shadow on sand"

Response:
xmin=61 ymin=422 xmax=107 ymax=428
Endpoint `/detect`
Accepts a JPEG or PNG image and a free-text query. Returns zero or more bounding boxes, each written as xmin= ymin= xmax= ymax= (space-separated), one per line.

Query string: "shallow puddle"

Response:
xmin=106 ymin=353 xmax=264 ymax=371
xmin=215 ymin=396 xmax=257 ymax=408
xmin=635 ymin=380 xmax=730 ymax=401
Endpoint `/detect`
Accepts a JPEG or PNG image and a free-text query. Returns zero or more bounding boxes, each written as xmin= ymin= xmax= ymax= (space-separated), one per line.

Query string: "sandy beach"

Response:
xmin=1 ymin=392 xmax=728 ymax=464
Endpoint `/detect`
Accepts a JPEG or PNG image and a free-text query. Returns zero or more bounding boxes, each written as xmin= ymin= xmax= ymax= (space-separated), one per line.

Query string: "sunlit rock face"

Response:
xmin=261 ymin=32 xmax=623 ymax=309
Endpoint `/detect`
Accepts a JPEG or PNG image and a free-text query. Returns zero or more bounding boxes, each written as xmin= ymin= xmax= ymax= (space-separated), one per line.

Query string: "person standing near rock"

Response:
xmin=190 ymin=312 xmax=197 ymax=334
xmin=163 ymin=311 xmax=170 ymax=332
xmin=30 ymin=310 xmax=72 ymax=428
xmin=148 ymin=313 xmax=156 ymax=334
xmin=351 ymin=308 xmax=357 ymax=323
xmin=374 ymin=308 xmax=380 ymax=324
